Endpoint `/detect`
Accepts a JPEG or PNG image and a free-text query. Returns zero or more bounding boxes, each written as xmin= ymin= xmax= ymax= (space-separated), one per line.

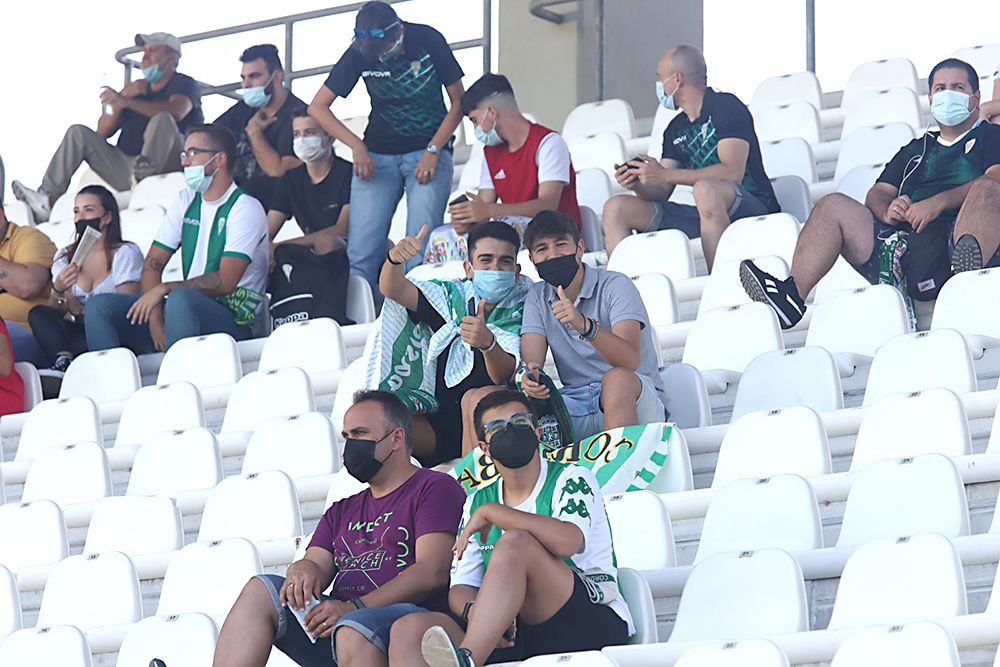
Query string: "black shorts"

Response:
xmin=422 ymin=402 xmax=464 ymax=466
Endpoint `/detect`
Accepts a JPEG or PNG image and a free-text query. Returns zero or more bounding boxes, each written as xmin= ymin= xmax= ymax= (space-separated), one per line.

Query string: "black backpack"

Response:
xmin=268 ymin=244 xmax=353 ymax=329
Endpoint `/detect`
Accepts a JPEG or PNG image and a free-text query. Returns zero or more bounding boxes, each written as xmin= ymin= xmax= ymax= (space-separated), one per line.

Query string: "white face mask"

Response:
xmin=293 ymin=136 xmax=329 ymax=162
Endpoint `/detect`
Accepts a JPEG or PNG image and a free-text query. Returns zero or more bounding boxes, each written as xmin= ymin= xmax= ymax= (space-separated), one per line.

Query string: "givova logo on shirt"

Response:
xmin=363 ymin=70 xmax=391 ymax=78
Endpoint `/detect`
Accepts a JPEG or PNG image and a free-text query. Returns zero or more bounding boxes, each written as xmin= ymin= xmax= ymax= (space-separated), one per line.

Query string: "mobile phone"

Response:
xmin=449 ymin=193 xmax=469 ymax=206
xmin=289 ymin=596 xmax=322 ymax=644
xmin=626 ymin=156 xmax=644 ymax=170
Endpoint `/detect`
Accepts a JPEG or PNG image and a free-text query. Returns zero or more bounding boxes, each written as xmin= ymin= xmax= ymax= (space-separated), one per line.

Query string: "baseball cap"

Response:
xmin=135 ymin=32 xmax=182 ymax=56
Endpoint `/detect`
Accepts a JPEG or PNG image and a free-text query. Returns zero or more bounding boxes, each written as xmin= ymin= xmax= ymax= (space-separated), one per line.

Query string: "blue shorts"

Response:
xmin=560 ymin=376 xmax=666 ymax=441
xmin=648 ymin=182 xmax=772 ymax=238
xmin=257 ymin=573 xmax=427 ymax=666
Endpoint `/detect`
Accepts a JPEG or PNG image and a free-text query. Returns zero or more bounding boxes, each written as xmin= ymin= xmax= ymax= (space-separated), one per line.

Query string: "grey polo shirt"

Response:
xmin=521 ymin=265 xmax=665 ymax=393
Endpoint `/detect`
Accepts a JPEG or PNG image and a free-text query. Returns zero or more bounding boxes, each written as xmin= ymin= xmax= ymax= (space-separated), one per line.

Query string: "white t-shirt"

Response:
xmin=52 ymin=242 xmax=143 ymax=304
xmin=478 ymin=133 xmax=573 ymax=191
xmin=451 ymin=459 xmax=634 ymax=633
xmin=153 ymin=182 xmax=269 ymax=326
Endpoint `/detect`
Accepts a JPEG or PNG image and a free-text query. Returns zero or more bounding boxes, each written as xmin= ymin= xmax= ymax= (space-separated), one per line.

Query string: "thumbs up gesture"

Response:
xmin=460 ymin=297 xmax=495 ymax=350
xmin=551 ymin=285 xmax=587 ymax=333
xmin=388 ymin=224 xmax=429 ymax=266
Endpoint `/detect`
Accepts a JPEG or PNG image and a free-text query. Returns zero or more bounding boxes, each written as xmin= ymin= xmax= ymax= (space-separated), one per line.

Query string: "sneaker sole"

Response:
xmin=952 ymin=236 xmax=983 ymax=274
xmin=421 ymin=626 xmax=463 ymax=667
xmin=739 ymin=262 xmax=795 ymax=328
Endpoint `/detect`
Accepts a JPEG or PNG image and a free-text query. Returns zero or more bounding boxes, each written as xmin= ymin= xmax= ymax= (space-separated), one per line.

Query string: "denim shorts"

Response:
xmin=648 ymin=182 xmax=771 ymax=238
xmin=560 ymin=376 xmax=666 ymax=441
xmin=257 ymin=573 xmax=427 ymax=666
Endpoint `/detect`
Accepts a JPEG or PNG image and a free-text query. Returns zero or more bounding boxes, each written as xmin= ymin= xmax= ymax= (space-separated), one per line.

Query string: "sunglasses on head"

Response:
xmin=354 ymin=20 xmax=400 ymax=40
xmin=483 ymin=412 xmax=537 ymax=441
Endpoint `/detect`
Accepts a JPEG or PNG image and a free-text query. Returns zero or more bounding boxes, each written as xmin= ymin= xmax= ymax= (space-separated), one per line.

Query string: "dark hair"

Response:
xmin=461 ymin=73 xmax=515 ymax=116
xmin=291 ymin=107 xmax=311 ymax=120
xmin=467 ymin=220 xmax=521 ymax=258
xmin=67 ymin=185 xmax=126 ymax=272
xmin=473 ymin=389 xmax=534 ymax=441
xmin=523 ymin=210 xmax=581 ymax=253
xmin=185 ymin=123 xmax=238 ymax=172
xmin=356 ymin=1 xmax=399 ymax=29
xmin=240 ymin=44 xmax=283 ymax=73
xmin=929 ymin=58 xmax=979 ymax=93
xmin=352 ymin=389 xmax=414 ymax=450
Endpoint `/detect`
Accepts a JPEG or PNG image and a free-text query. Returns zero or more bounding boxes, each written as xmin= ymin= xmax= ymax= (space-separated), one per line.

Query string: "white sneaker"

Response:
xmin=11 ymin=181 xmax=52 ymax=222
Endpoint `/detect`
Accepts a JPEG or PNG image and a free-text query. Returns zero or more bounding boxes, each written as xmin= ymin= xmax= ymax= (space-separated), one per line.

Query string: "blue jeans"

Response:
xmin=347 ymin=148 xmax=454 ymax=293
xmin=84 ymin=287 xmax=253 ymax=354
xmin=257 ymin=574 xmax=428 ymax=666
xmin=7 ymin=322 xmax=41 ymax=365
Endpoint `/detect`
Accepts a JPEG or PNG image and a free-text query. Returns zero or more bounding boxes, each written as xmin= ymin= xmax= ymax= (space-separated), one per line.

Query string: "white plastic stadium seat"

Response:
xmin=48 ymin=192 xmax=74 ymax=224
xmin=35 ymin=219 xmax=76 ymax=249
xmin=14 ymin=395 xmax=102 ymax=462
xmin=632 ymin=274 xmax=680 ymax=328
xmin=126 ymin=427 xmax=223 ymax=498
xmin=729 ymin=346 xmax=844 ymax=420
xmin=714 ymin=213 xmax=800 ymax=268
xmin=116 ymin=613 xmax=218 ymax=667
xmin=575 ymin=168 xmax=613 ymax=221
xmin=0 ymin=564 xmax=22 ymax=637
xmin=675 ymin=639 xmax=791 ymax=667
xmin=682 ymin=303 xmax=784 ymax=376
xmin=219 ymin=367 xmax=315 ymax=439
xmin=58 ymin=347 xmax=141 ymax=403
xmin=83 ymin=496 xmax=184 ymax=557
xmin=156 ymin=538 xmax=263 ymax=627
xmin=119 ymin=207 xmax=167 ymax=255
xmin=580 ymin=205 xmax=603 ymax=253
xmin=0 ymin=500 xmax=68 ymax=572
xmin=346 ymin=274 xmax=376 ymax=324
xmin=242 ymin=412 xmax=340 ymax=479
xmin=696 ymin=474 xmax=822 ymax=564
xmin=36 ymin=551 xmax=142 ymax=630
xmin=566 ymin=131 xmax=627 ymax=181
xmin=931 ymin=267 xmax=1000 ymax=350
xmin=830 ymin=621 xmax=960 ymax=667
xmin=325 ymin=468 xmax=369 ymax=508
xmin=3 ymin=200 xmax=36 ymax=227
xmin=198 ymin=470 xmax=303 ymax=543
xmin=647 ymin=105 xmax=683 ymax=159
xmin=751 ymin=71 xmax=823 ymax=111
xmin=827 ymin=533 xmax=966 ymax=629
xmin=851 ymin=388 xmax=971 ymax=471
xmin=113 ymin=381 xmax=206 ymax=448
xmin=128 ymin=171 xmax=185 ymax=210
xmin=669 ymin=549 xmax=807 ymax=642
xmin=806 ymin=285 xmax=909 ymax=373
xmin=604 ymin=490 xmax=675 ymax=570
xmin=521 ymin=653 xmax=617 ymax=667
xmin=0 ymin=625 xmax=94 ymax=666
xmin=862 ymin=329 xmax=976 ymax=406
xmin=834 ymin=123 xmax=916 ymax=181
xmin=14 ymin=362 xmax=43 ymax=412
xmin=952 ymin=43 xmax=1000 ymax=87
xmin=259 ymin=317 xmax=346 ymax=374
xmin=562 ymin=98 xmax=636 ymax=141
xmin=837 ymin=454 xmax=969 ymax=548
xmin=698 ymin=256 xmax=788 ymax=316
xmin=618 ymin=567 xmax=658 ymax=645
xmin=761 ymin=137 xmax=817 ymax=183
xmin=21 ymin=442 xmax=112 ymax=507
xmin=753 ymin=102 xmax=822 ymax=144
xmin=331 ymin=357 xmax=368 ymax=440
xmin=770 ymin=175 xmax=812 ymax=225
xmin=607 ymin=229 xmax=695 ymax=281
xmin=841 ymin=58 xmax=919 ymax=107
xmin=457 ymin=138 xmax=485 ymax=192
xmin=156 ymin=333 xmax=242 ymax=390
xmin=841 ymin=88 xmax=923 ymax=137
xmin=836 ymin=164 xmax=885 ymax=204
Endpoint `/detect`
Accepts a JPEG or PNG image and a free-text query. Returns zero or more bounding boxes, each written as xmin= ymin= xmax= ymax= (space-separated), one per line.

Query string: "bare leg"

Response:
xmin=602 ymin=195 xmax=657 ymax=255
xmin=789 ymin=193 xmax=877 ymax=298
xmin=460 ymin=385 xmax=504 ymax=457
xmin=335 ymin=626 xmax=388 ymax=667
xmin=213 ymin=578 xmax=278 ymax=667
xmin=952 ymin=178 xmax=1000 ymax=261
xmin=599 ymin=367 xmax=642 ymax=430
xmin=410 ymin=415 xmax=437 ymax=463
xmin=388 ymin=612 xmax=465 ymax=667
xmin=692 ymin=179 xmax=738 ymax=271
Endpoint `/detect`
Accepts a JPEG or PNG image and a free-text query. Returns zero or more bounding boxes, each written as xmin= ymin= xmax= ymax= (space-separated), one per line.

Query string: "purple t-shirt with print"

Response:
xmin=308 ymin=467 xmax=465 ymax=612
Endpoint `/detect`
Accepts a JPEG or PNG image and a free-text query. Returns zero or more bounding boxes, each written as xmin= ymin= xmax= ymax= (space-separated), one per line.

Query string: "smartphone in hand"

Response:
xmin=449 ymin=193 xmax=470 ymax=206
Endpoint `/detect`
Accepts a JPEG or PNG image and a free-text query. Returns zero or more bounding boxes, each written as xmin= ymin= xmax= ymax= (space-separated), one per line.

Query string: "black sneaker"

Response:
xmin=952 ymin=234 xmax=983 ymax=274
xmin=51 ymin=354 xmax=72 ymax=373
xmin=149 ymin=660 xmax=168 ymax=667
xmin=739 ymin=259 xmax=806 ymax=330
xmin=421 ymin=626 xmax=474 ymax=667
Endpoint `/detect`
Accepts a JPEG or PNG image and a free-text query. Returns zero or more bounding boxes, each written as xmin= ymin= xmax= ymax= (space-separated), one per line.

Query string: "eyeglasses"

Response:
xmin=354 ymin=20 xmax=400 ymax=40
xmin=483 ymin=412 xmax=536 ymax=441
xmin=179 ymin=147 xmax=217 ymax=161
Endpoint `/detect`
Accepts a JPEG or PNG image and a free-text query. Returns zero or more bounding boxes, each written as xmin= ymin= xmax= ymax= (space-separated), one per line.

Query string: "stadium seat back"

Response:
xmin=562 ymin=98 xmax=636 ymax=141
xmin=682 ymin=303 xmax=784 ymax=374
xmin=325 ymin=468 xmax=369 ymax=508
xmin=604 ymin=490 xmax=675 ymax=570
xmin=647 ymin=106 xmax=683 ymax=159
xmin=36 ymin=551 xmax=142 ymax=630
xmin=575 ymin=168 xmax=613 ymax=222
xmin=21 ymin=442 xmax=111 ymax=507
xmin=828 ymin=533 xmax=966 ymax=629
xmin=862 ymin=329 xmax=976 ymax=406
xmin=198 ymin=470 xmax=303 ymax=543
xmin=566 ymin=131 xmax=626 ymax=180
xmin=579 ymin=205 xmax=603 ymax=253
xmin=751 ymin=71 xmax=823 ymax=110
xmin=116 ymin=613 xmax=218 ymax=667
xmin=259 ymin=317 xmax=347 ymax=374
xmin=618 ymin=567 xmax=657 ymax=645
xmin=770 ymin=175 xmax=811 ymax=225
xmin=714 ymin=213 xmax=800 ymax=268
xmin=126 ymin=427 xmax=223 ymax=498
xmin=346 ymin=274 xmax=377 ymax=324
xmin=753 ymin=101 xmax=822 ymax=144
xmin=951 ymin=44 xmax=1000 ymax=87
xmin=670 ymin=548 xmax=807 ymax=642
xmin=646 ymin=424 xmax=695 ymax=493
xmin=14 ymin=395 xmax=102 ymax=462
xmin=838 ymin=454 xmax=969 ymax=548
xmin=841 ymin=88 xmax=923 ymax=136
xmin=931 ymin=267 xmax=1000 ymax=339
xmin=830 ymin=621 xmax=959 ymax=667
xmin=156 ymin=332 xmax=242 ymax=390
xmin=834 ymin=123 xmax=916 ymax=181
xmin=852 ymin=388 xmax=971 ymax=470
xmin=119 ymin=206 xmax=167 ymax=254
xmin=813 ymin=256 xmax=874 ymax=302
xmin=698 ymin=256 xmax=789 ymax=317
xmin=522 ymin=652 xmax=617 ymax=666
xmin=243 ymin=412 xmax=339 ymax=479
xmin=14 ymin=362 xmax=43 ymax=412
xmin=761 ymin=137 xmax=816 ymax=183
xmin=835 ymin=163 xmax=885 ymax=204
xmin=457 ymin=138 xmax=486 ymax=192
xmin=806 ymin=285 xmax=909 ymax=358
xmin=128 ymin=171 xmax=186 ymax=210
xmin=659 ymin=364 xmax=712 ymax=429
xmin=58 ymin=347 xmax=141 ymax=403
xmin=114 ymin=381 xmax=205 ymax=448
xmin=730 ymin=346 xmax=843 ymax=420
xmin=35 ymin=219 xmax=76 ymax=248
xmin=0 ymin=625 xmax=93 ymax=666
xmin=697 ymin=474 xmax=822 ymax=564
xmin=714 ymin=406 xmax=831 ymax=487
xmin=331 ymin=357 xmax=369 ymax=442
xmin=0 ymin=564 xmax=22 ymax=637
xmin=0 ymin=500 xmax=68 ymax=572
xmin=220 ymin=367 xmax=315 ymax=434
xmin=632 ymin=273 xmax=680 ymax=329
xmin=674 ymin=639 xmax=791 ymax=667
xmin=83 ymin=495 xmax=184 ymax=557
xmin=607 ymin=229 xmax=695 ymax=281
xmin=842 ymin=57 xmax=919 ymax=107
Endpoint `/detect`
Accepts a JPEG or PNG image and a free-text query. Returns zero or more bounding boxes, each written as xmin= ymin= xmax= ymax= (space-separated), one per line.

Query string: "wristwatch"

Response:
xmin=425 ymin=144 xmax=439 ymax=155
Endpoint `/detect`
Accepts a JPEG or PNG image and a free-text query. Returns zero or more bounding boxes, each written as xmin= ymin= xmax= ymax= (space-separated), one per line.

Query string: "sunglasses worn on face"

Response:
xmin=483 ymin=412 xmax=537 ymax=441
xmin=354 ymin=20 xmax=400 ymax=40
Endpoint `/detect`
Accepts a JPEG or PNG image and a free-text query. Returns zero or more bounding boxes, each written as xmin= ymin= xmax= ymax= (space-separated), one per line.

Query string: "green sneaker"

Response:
xmin=421 ymin=626 xmax=474 ymax=667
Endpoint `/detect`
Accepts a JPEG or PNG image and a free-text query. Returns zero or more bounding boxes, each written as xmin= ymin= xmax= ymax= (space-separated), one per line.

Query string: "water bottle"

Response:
xmin=101 ymin=73 xmax=114 ymax=116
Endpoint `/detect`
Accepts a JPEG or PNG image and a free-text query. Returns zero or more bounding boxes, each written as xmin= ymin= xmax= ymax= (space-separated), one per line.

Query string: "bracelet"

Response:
xmin=578 ymin=316 xmax=599 ymax=341
xmin=478 ymin=333 xmax=497 ymax=353
xmin=387 ymin=254 xmax=403 ymax=266
xmin=52 ymin=286 xmax=65 ymax=296
xmin=461 ymin=601 xmax=475 ymax=623
xmin=350 ymin=597 xmax=366 ymax=610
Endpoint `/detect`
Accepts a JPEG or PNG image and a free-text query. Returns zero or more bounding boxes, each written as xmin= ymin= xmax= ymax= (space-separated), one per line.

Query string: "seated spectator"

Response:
xmin=376 ymin=221 xmax=532 ymax=464
xmin=425 ymin=73 xmax=581 ymax=265
xmin=215 ymin=44 xmax=306 ymax=210
xmin=212 ymin=390 xmax=465 ymax=667
xmin=742 ymin=58 xmax=1000 ymax=329
xmin=601 ymin=45 xmax=779 ymax=271
xmin=85 ymin=124 xmax=268 ymax=353
xmin=309 ymin=0 xmax=465 ymax=293
xmin=0 ymin=318 xmax=24 ymax=417
xmin=388 ymin=389 xmax=633 ymax=667
xmin=519 ymin=211 xmax=666 ymax=440
xmin=0 ymin=202 xmax=57 ymax=363
xmin=982 ymin=64 xmax=1000 ymax=123
xmin=12 ymin=33 xmax=202 ymax=221
xmin=28 ymin=186 xmax=142 ymax=374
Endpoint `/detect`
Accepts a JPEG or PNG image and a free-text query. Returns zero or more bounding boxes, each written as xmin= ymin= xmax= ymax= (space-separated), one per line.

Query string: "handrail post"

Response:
xmin=483 ymin=0 xmax=492 ymax=74
xmin=285 ymin=20 xmax=294 ymax=84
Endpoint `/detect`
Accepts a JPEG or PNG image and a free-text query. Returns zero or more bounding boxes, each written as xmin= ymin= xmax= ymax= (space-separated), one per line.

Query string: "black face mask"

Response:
xmin=74 ymin=217 xmax=103 ymax=239
xmin=343 ymin=430 xmax=395 ymax=483
xmin=487 ymin=423 xmax=539 ymax=469
xmin=535 ymin=253 xmax=580 ymax=289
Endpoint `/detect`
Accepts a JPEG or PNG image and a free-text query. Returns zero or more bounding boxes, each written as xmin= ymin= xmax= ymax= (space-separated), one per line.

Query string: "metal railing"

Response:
xmin=114 ymin=0 xmax=492 ymax=102
xmin=528 ymin=0 xmax=579 ymax=24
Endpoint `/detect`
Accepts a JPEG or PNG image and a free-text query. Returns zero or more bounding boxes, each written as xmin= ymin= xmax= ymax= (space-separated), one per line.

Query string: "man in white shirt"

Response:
xmin=85 ymin=123 xmax=269 ymax=353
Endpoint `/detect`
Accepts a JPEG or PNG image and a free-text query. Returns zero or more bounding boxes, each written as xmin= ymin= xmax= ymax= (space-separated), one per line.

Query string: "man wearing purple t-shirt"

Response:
xmin=211 ymin=390 xmax=466 ymax=667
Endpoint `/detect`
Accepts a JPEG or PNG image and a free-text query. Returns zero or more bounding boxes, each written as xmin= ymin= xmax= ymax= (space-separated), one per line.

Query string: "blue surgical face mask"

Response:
xmin=656 ymin=75 xmax=679 ymax=111
xmin=184 ymin=153 xmax=220 ymax=193
xmin=142 ymin=62 xmax=165 ymax=85
xmin=472 ymin=269 xmax=516 ymax=303
xmin=241 ymin=74 xmax=273 ymax=109
xmin=931 ymin=89 xmax=973 ymax=127
xmin=474 ymin=113 xmax=503 ymax=147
